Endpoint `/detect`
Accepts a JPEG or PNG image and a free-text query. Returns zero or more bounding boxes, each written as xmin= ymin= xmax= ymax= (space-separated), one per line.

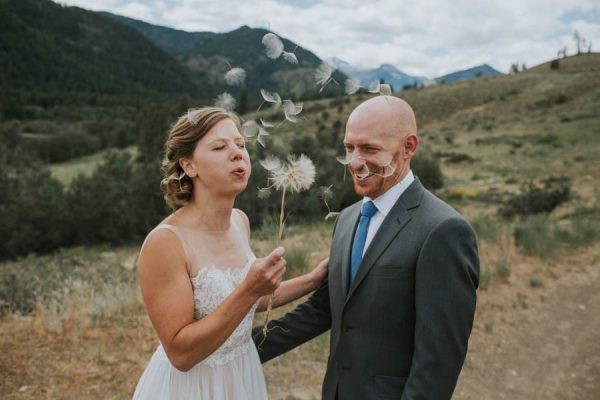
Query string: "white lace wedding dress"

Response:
xmin=132 ymin=223 xmax=268 ymax=399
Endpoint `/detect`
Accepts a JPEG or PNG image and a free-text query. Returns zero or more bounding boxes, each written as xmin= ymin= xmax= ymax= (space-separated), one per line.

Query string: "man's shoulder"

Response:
xmin=413 ymin=183 xmax=467 ymax=222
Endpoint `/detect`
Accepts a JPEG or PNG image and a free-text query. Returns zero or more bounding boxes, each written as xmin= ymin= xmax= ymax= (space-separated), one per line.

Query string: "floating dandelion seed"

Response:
xmin=319 ymin=185 xmax=339 ymax=220
xmin=257 ymin=125 xmax=270 ymax=147
xmin=282 ymin=51 xmax=298 ymax=64
xmin=257 ymin=187 xmax=272 ymax=199
xmin=242 ymin=120 xmax=259 ymax=138
xmin=379 ymin=83 xmax=392 ymax=96
xmin=215 ymin=92 xmax=236 ymax=112
xmin=368 ymin=80 xmax=392 ymax=96
xmin=257 ymin=89 xmax=282 ymax=113
xmin=345 ymin=78 xmax=361 ymax=95
xmin=262 ymin=33 xmax=284 ymax=59
xmin=337 ymin=153 xmax=396 ymax=180
xmin=186 ymin=109 xmax=202 ymax=125
xmin=315 ymin=62 xmax=339 ymax=93
xmin=259 ymin=155 xmax=283 ymax=172
xmin=224 ymin=67 xmax=246 ymax=86
xmin=283 ymin=99 xmax=303 ymax=123
xmin=242 ymin=120 xmax=270 ymax=147
xmin=260 ymin=118 xmax=275 ymax=128
xmin=262 ymin=33 xmax=299 ymax=64
xmin=368 ymin=80 xmax=381 ymax=93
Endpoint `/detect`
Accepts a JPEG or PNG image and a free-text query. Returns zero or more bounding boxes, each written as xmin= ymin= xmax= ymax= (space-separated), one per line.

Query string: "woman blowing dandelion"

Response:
xmin=132 ymin=107 xmax=328 ymax=399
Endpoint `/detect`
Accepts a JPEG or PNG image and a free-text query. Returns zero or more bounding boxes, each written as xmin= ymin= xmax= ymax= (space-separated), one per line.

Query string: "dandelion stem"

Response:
xmin=262 ymin=186 xmax=287 ymax=340
xmin=278 ymin=187 xmax=287 ymax=243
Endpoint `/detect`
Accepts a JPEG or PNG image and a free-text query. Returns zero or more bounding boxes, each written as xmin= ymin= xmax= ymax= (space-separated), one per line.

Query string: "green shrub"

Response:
xmin=500 ymin=177 xmax=571 ymax=219
xmin=412 ymin=152 xmax=443 ymax=190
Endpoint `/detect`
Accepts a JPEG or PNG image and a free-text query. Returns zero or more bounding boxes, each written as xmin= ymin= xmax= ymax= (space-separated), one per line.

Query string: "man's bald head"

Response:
xmin=343 ymin=95 xmax=420 ymax=198
xmin=347 ymin=96 xmax=417 ymax=140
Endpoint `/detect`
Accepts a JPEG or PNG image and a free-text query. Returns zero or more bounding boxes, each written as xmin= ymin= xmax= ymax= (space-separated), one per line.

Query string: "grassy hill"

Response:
xmin=49 ymin=53 xmax=600 ymax=208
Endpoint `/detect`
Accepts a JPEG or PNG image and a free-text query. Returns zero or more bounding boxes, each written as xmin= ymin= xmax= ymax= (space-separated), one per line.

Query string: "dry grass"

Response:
xmin=2 ymin=217 xmax=599 ymax=399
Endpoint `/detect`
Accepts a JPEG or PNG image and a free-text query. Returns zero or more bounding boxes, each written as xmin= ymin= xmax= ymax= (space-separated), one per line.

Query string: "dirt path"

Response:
xmin=455 ymin=259 xmax=600 ymax=400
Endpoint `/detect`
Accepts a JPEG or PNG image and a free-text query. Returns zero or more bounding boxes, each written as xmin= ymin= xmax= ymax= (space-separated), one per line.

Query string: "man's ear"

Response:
xmin=405 ymin=134 xmax=419 ymax=158
xmin=179 ymin=158 xmax=197 ymax=178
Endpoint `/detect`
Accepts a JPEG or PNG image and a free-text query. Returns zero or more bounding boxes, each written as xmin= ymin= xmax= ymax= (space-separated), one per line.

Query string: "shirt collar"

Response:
xmin=363 ymin=170 xmax=415 ymax=217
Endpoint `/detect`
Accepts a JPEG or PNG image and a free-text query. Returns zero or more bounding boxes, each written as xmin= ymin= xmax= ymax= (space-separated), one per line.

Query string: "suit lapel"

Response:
xmin=344 ymin=179 xmax=425 ymax=303
xmin=340 ymin=202 xmax=361 ymax=297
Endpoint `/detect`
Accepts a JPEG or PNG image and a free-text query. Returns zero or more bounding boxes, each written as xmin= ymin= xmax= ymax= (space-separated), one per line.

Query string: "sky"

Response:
xmin=58 ymin=0 xmax=600 ymax=78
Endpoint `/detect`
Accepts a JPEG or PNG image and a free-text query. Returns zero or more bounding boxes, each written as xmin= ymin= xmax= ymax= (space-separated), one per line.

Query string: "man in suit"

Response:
xmin=253 ymin=95 xmax=480 ymax=399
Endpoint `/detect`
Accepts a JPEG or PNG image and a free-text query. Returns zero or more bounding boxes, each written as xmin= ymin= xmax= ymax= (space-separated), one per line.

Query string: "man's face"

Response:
xmin=343 ymin=115 xmax=407 ymax=199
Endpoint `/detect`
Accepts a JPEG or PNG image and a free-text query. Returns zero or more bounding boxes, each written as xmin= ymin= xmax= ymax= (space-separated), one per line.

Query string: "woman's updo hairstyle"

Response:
xmin=160 ymin=107 xmax=241 ymax=210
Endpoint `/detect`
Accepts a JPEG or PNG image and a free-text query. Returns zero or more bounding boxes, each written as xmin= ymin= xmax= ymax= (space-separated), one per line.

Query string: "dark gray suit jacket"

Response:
xmin=253 ymin=178 xmax=480 ymax=400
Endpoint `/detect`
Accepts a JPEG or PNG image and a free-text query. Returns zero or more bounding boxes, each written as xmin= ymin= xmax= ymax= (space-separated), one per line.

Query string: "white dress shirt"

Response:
xmin=361 ymin=170 xmax=415 ymax=256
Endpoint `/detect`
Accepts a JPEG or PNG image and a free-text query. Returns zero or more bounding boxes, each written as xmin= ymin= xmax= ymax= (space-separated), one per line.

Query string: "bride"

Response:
xmin=132 ymin=107 xmax=328 ymax=399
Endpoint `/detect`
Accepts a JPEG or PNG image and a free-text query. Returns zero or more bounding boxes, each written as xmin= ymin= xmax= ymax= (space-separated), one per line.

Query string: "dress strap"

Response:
xmin=149 ymin=223 xmax=192 ymax=272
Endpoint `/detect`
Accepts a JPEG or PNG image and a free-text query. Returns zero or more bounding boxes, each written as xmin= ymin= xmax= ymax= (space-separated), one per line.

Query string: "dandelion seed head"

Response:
xmin=270 ymin=154 xmax=315 ymax=193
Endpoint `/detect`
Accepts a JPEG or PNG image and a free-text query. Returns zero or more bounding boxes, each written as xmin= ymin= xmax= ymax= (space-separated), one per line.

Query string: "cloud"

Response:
xmin=60 ymin=0 xmax=600 ymax=77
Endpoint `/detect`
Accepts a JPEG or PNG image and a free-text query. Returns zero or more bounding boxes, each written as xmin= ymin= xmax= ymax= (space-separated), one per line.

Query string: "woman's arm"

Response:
xmin=256 ymin=257 xmax=328 ymax=311
xmin=138 ymin=229 xmax=286 ymax=372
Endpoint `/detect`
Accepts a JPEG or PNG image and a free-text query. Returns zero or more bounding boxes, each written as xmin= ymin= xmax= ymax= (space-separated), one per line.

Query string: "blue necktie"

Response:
xmin=350 ymin=201 xmax=378 ymax=285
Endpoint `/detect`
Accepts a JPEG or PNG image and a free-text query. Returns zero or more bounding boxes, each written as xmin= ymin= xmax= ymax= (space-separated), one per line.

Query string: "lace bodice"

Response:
xmin=191 ymin=255 xmax=258 ymax=366
xmin=144 ymin=220 xmax=259 ymax=368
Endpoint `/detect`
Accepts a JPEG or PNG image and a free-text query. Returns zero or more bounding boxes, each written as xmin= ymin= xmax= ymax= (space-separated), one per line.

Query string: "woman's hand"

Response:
xmin=308 ymin=257 xmax=329 ymax=290
xmin=243 ymin=247 xmax=287 ymax=300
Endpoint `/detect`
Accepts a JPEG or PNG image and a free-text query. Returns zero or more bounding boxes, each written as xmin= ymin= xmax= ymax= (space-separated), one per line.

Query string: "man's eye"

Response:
xmin=214 ymin=146 xmax=225 ymax=150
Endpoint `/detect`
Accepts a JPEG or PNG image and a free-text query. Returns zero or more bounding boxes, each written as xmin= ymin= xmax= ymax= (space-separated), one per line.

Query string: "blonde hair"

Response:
xmin=160 ymin=107 xmax=241 ymax=210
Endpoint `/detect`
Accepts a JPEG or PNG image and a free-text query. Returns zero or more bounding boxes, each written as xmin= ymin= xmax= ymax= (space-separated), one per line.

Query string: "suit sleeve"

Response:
xmin=252 ymin=274 xmax=331 ymax=363
xmin=252 ymin=216 xmax=340 ymax=363
xmin=402 ymin=217 xmax=480 ymax=400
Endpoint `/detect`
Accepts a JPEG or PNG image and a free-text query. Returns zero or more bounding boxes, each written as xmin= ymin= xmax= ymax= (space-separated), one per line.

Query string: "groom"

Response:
xmin=253 ymin=96 xmax=480 ymax=399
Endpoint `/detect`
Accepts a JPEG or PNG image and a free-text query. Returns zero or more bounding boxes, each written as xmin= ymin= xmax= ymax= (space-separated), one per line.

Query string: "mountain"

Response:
xmin=329 ymin=58 xmax=426 ymax=91
xmin=104 ymin=14 xmax=348 ymax=103
xmin=0 ymin=0 xmax=215 ymax=105
xmin=435 ymin=64 xmax=502 ymax=84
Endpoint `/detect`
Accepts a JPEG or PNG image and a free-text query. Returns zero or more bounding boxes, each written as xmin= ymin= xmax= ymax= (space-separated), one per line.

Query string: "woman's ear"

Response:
xmin=179 ymin=158 xmax=197 ymax=178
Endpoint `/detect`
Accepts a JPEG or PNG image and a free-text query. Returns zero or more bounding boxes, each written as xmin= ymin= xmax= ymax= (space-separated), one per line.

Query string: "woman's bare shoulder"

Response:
xmin=138 ymin=227 xmax=187 ymax=278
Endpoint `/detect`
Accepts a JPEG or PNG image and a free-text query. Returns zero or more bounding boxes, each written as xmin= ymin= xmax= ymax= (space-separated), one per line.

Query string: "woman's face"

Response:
xmin=183 ymin=118 xmax=251 ymax=197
